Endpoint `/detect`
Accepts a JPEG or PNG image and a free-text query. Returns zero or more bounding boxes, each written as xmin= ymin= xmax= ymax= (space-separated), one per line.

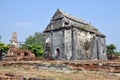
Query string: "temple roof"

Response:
xmin=51 ymin=9 xmax=87 ymax=24
xmin=45 ymin=9 xmax=105 ymax=37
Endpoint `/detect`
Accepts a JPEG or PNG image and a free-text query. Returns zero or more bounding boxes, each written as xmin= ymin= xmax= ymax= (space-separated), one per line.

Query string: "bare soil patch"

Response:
xmin=0 ymin=60 xmax=120 ymax=80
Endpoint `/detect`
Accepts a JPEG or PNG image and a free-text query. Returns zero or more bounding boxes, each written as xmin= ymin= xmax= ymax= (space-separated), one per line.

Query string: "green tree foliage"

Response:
xmin=0 ymin=42 xmax=9 ymax=53
xmin=114 ymin=52 xmax=120 ymax=56
xmin=107 ymin=44 xmax=116 ymax=55
xmin=27 ymin=44 xmax=44 ymax=57
xmin=21 ymin=32 xmax=44 ymax=57
xmin=25 ymin=32 xmax=44 ymax=47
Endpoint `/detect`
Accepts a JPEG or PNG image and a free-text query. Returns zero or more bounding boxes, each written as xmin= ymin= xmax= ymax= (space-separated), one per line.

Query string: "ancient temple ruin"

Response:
xmin=6 ymin=32 xmax=35 ymax=60
xmin=44 ymin=9 xmax=107 ymax=60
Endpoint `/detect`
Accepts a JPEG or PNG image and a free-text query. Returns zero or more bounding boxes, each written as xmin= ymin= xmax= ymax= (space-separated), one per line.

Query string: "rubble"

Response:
xmin=1 ymin=60 xmax=120 ymax=73
xmin=4 ymin=32 xmax=35 ymax=61
xmin=0 ymin=60 xmax=120 ymax=80
xmin=0 ymin=72 xmax=54 ymax=80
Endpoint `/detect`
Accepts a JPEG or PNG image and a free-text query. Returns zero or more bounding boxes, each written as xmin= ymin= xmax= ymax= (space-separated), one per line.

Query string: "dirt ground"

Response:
xmin=0 ymin=60 xmax=120 ymax=80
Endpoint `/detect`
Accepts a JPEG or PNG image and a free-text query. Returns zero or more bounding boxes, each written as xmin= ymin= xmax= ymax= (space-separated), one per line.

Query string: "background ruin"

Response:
xmin=6 ymin=32 xmax=35 ymax=61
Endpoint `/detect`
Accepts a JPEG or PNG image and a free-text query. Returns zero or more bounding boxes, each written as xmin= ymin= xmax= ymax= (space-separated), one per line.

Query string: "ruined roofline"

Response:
xmin=45 ymin=9 xmax=106 ymax=38
xmin=72 ymin=25 xmax=106 ymax=38
xmin=51 ymin=9 xmax=88 ymax=25
xmin=43 ymin=25 xmax=106 ymax=38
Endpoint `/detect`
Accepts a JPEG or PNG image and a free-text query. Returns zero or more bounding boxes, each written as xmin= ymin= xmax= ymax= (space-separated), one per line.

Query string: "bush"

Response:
xmin=0 ymin=42 xmax=9 ymax=53
xmin=27 ymin=44 xmax=44 ymax=57
xmin=115 ymin=52 xmax=120 ymax=56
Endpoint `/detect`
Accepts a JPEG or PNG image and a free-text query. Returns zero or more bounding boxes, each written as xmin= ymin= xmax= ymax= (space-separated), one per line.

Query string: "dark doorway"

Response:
xmin=24 ymin=52 xmax=29 ymax=56
xmin=55 ymin=48 xmax=60 ymax=58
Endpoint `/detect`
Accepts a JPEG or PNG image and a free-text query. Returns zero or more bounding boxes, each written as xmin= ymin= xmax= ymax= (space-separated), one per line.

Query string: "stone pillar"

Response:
xmin=62 ymin=29 xmax=65 ymax=60
xmin=71 ymin=26 xmax=75 ymax=60
xmin=91 ymin=37 xmax=98 ymax=60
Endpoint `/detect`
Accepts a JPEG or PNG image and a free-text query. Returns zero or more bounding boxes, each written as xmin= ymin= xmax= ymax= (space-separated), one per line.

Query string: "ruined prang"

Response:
xmin=7 ymin=32 xmax=18 ymax=56
xmin=44 ymin=9 xmax=107 ymax=60
xmin=11 ymin=32 xmax=18 ymax=47
xmin=6 ymin=32 xmax=35 ymax=61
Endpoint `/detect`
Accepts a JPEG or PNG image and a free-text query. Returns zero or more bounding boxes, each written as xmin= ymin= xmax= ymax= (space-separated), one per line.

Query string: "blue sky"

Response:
xmin=0 ymin=0 xmax=120 ymax=51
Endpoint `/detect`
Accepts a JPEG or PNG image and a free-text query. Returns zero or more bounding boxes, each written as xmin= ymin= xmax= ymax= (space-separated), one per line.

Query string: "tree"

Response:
xmin=27 ymin=44 xmax=44 ymax=57
xmin=20 ymin=32 xmax=44 ymax=57
xmin=107 ymin=44 xmax=116 ymax=55
xmin=0 ymin=42 xmax=9 ymax=53
xmin=0 ymin=36 xmax=1 ymax=42
xmin=25 ymin=32 xmax=44 ymax=47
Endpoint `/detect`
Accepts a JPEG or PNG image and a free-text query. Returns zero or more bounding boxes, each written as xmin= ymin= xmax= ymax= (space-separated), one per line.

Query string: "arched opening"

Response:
xmin=24 ymin=52 xmax=29 ymax=56
xmin=55 ymin=48 xmax=60 ymax=58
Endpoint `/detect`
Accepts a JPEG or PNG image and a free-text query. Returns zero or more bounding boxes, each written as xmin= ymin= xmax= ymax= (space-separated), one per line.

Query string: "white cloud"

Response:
xmin=16 ymin=22 xmax=31 ymax=27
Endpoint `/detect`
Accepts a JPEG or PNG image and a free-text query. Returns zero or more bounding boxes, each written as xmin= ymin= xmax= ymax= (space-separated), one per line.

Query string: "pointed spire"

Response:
xmin=56 ymin=8 xmax=65 ymax=15
xmin=57 ymin=8 xmax=60 ymax=11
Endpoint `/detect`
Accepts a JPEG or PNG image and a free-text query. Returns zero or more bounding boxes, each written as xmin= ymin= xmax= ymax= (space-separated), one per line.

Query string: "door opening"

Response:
xmin=55 ymin=48 xmax=60 ymax=58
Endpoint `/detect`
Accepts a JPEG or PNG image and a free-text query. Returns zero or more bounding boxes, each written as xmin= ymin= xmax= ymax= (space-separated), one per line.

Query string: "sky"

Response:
xmin=0 ymin=0 xmax=120 ymax=51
